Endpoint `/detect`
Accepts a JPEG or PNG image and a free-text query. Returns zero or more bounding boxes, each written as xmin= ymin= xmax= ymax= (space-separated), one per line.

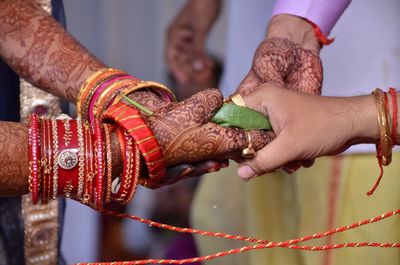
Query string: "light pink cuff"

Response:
xmin=272 ymin=0 xmax=351 ymax=35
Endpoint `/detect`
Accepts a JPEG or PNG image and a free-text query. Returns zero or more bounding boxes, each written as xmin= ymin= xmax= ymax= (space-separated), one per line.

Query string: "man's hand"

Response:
xmin=235 ymin=14 xmax=323 ymax=173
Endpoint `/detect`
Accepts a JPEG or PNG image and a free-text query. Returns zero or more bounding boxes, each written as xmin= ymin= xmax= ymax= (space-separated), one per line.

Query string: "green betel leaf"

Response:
xmin=211 ymin=103 xmax=272 ymax=130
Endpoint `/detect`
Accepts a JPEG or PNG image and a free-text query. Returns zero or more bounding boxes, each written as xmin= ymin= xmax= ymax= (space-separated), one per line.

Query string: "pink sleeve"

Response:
xmin=272 ymin=0 xmax=351 ymax=35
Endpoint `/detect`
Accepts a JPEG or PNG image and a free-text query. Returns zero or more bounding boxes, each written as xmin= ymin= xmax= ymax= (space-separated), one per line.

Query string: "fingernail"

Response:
xmin=180 ymin=167 xmax=194 ymax=177
xmin=238 ymin=166 xmax=256 ymax=180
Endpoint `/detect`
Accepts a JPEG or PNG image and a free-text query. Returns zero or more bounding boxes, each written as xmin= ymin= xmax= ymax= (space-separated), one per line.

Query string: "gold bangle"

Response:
xmin=372 ymin=88 xmax=392 ymax=165
xmin=112 ymin=81 xmax=176 ymax=104
xmin=51 ymin=118 xmax=59 ymax=200
xmin=76 ymin=117 xmax=85 ymax=199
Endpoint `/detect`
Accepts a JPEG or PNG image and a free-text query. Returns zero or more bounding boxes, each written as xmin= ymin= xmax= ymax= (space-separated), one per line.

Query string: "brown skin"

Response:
xmin=235 ymin=15 xmax=323 ymax=172
xmin=166 ymin=5 xmax=323 ymax=172
xmin=238 ymin=85 xmax=400 ymax=179
xmin=0 ymin=0 xmax=271 ymax=196
xmin=0 ymin=89 xmax=271 ymax=196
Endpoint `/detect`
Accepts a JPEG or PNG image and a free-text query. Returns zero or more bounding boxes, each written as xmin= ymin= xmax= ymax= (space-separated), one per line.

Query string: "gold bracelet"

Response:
xmin=112 ymin=81 xmax=176 ymax=105
xmin=51 ymin=118 xmax=59 ymax=200
xmin=372 ymin=88 xmax=392 ymax=165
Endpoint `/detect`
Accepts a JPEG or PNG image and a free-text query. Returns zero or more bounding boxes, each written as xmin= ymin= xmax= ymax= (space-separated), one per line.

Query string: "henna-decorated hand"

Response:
xmin=235 ymin=15 xmax=323 ymax=173
xmin=236 ymin=37 xmax=322 ymax=96
xmin=146 ymin=88 xmax=273 ymax=167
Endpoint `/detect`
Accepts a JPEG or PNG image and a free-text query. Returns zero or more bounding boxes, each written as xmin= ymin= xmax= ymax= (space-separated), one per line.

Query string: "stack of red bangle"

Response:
xmin=102 ymin=102 xmax=166 ymax=189
xmin=27 ymin=115 xmax=112 ymax=209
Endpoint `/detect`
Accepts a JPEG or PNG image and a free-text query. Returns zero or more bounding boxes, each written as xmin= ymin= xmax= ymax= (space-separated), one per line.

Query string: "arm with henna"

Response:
xmin=0 ymin=89 xmax=272 ymax=197
xmin=0 ymin=0 xmax=162 ymax=109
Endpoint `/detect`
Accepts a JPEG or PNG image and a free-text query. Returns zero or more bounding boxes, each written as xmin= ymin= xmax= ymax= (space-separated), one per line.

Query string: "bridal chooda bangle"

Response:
xmin=77 ymin=68 xmax=176 ymax=122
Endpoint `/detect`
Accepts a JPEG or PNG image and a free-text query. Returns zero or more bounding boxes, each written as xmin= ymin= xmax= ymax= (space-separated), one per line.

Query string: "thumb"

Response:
xmin=237 ymin=133 xmax=296 ymax=179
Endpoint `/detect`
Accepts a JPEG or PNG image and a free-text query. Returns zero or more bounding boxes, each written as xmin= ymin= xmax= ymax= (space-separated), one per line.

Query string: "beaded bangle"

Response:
xmin=93 ymin=120 xmax=105 ymax=208
xmin=103 ymin=124 xmax=113 ymax=203
xmin=28 ymin=114 xmax=40 ymax=204
xmin=51 ymin=118 xmax=60 ymax=200
xmin=372 ymin=88 xmax=392 ymax=166
xmin=110 ymin=129 xmax=137 ymax=204
xmin=103 ymin=102 xmax=166 ymax=188
xmin=76 ymin=117 xmax=85 ymax=199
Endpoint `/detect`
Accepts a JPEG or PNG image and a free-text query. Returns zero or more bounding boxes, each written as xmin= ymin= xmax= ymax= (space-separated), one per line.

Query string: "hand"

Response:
xmin=237 ymin=84 xmax=379 ymax=180
xmin=147 ymin=88 xmax=274 ymax=167
xmin=165 ymin=0 xmax=221 ymax=86
xmin=235 ymin=14 xmax=323 ymax=173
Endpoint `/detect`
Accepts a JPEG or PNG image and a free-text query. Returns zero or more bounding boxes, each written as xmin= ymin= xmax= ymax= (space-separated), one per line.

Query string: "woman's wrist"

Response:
xmin=266 ymin=14 xmax=320 ymax=54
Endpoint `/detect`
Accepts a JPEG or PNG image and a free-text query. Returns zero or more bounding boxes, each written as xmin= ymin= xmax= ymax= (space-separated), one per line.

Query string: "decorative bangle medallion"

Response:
xmin=58 ymin=150 xmax=78 ymax=170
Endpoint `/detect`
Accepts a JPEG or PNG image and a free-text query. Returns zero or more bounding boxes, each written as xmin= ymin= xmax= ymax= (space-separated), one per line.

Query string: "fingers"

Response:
xmin=178 ymin=88 xmax=224 ymax=122
xmin=237 ymin=134 xmax=297 ymax=180
xmin=162 ymin=160 xmax=229 ymax=186
xmin=194 ymin=124 xmax=275 ymax=161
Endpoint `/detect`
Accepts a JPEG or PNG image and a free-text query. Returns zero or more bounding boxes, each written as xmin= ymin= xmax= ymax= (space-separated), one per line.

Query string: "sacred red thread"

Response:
xmin=74 ymin=208 xmax=400 ymax=265
xmin=389 ymin=88 xmax=398 ymax=145
xmin=306 ymin=19 xmax=334 ymax=46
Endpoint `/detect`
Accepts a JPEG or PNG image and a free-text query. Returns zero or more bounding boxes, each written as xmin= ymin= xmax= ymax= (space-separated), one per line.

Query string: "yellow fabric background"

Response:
xmin=192 ymin=154 xmax=400 ymax=265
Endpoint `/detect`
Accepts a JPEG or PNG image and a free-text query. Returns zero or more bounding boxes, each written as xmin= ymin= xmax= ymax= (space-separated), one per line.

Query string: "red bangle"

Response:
xmin=55 ymin=116 xmax=80 ymax=199
xmin=103 ymin=124 xmax=114 ymax=203
xmin=110 ymin=129 xmax=139 ymax=204
xmin=306 ymin=19 xmax=334 ymax=46
xmin=82 ymin=124 xmax=94 ymax=206
xmin=389 ymin=88 xmax=398 ymax=145
xmin=28 ymin=114 xmax=41 ymax=204
xmin=40 ymin=118 xmax=53 ymax=203
xmin=93 ymin=120 xmax=105 ymax=208
xmin=103 ymin=102 xmax=166 ymax=188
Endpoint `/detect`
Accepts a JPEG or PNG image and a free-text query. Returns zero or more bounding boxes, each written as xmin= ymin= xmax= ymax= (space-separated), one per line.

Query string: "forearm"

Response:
xmin=0 ymin=0 xmax=106 ymax=103
xmin=0 ymin=121 xmax=122 ymax=197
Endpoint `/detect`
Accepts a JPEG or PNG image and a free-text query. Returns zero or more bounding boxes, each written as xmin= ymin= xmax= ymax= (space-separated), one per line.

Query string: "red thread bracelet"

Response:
xmin=306 ymin=19 xmax=334 ymax=46
xmin=389 ymin=88 xmax=398 ymax=145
